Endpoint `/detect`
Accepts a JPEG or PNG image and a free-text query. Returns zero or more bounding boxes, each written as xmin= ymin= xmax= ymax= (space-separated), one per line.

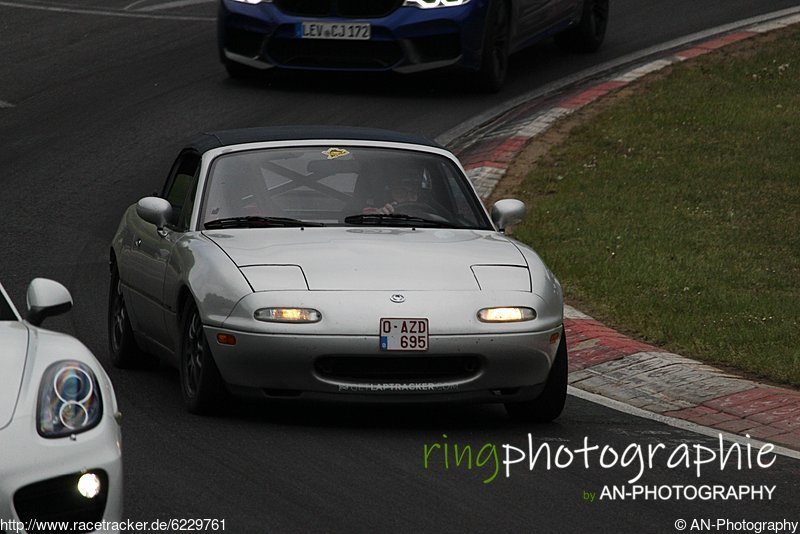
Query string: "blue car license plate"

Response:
xmin=298 ymin=22 xmax=371 ymax=40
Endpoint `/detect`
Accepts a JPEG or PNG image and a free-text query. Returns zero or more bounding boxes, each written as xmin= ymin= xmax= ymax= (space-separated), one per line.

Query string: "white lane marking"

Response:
xmin=124 ymin=0 xmax=151 ymax=9
xmin=0 ymin=100 xmax=14 ymax=108
xmin=136 ymin=0 xmax=215 ymax=12
xmin=0 ymin=1 xmax=214 ymax=21
xmin=569 ymin=386 xmax=800 ymax=461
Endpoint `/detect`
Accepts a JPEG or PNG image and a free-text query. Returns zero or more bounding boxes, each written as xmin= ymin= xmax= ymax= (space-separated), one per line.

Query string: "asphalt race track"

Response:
xmin=1 ymin=1 xmax=800 ymax=531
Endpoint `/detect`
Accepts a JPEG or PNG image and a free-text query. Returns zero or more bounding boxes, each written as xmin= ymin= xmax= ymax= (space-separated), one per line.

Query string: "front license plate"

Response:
xmin=380 ymin=318 xmax=428 ymax=351
xmin=298 ymin=22 xmax=371 ymax=40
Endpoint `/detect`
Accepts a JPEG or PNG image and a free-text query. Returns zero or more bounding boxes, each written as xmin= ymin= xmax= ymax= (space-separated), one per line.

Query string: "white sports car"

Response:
xmin=0 ymin=280 xmax=122 ymax=534
xmin=109 ymin=126 xmax=566 ymax=421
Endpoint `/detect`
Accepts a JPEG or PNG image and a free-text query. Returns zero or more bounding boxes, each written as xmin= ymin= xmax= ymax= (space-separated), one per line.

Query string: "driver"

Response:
xmin=363 ymin=169 xmax=423 ymax=215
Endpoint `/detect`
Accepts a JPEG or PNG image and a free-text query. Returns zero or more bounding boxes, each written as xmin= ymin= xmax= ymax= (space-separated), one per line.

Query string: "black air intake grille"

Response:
xmin=14 ymin=470 xmax=109 ymax=533
xmin=268 ymin=38 xmax=403 ymax=69
xmin=315 ymin=355 xmax=481 ymax=382
xmin=224 ymin=27 xmax=266 ymax=57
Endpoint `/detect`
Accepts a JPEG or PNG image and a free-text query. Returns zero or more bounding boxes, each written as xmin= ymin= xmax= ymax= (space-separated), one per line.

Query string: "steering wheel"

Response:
xmin=392 ymin=201 xmax=450 ymax=223
xmin=392 ymin=201 xmax=437 ymax=213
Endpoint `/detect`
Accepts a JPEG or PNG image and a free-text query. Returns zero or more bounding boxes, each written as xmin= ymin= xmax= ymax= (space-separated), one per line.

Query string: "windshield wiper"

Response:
xmin=343 ymin=213 xmax=453 ymax=228
xmin=204 ymin=216 xmax=325 ymax=229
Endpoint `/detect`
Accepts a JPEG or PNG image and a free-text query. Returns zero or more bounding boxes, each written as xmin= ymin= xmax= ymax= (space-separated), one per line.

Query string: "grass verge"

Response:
xmin=511 ymin=27 xmax=800 ymax=386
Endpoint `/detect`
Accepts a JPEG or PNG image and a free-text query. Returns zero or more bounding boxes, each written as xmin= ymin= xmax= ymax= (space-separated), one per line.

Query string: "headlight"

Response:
xmin=255 ymin=307 xmax=322 ymax=323
xmin=404 ymin=0 xmax=470 ymax=7
xmin=37 ymin=361 xmax=103 ymax=438
xmin=477 ymin=307 xmax=536 ymax=323
xmin=231 ymin=0 xmax=269 ymax=4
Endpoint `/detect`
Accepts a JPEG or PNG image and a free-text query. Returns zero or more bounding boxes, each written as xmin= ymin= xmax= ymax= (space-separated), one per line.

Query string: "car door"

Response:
xmin=126 ymin=150 xmax=201 ymax=352
xmin=547 ymin=0 xmax=581 ymax=27
xmin=514 ymin=0 xmax=577 ymax=46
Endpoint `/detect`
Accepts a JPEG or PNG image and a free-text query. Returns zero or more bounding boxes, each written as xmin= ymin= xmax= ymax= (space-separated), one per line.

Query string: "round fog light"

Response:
xmin=77 ymin=473 xmax=101 ymax=499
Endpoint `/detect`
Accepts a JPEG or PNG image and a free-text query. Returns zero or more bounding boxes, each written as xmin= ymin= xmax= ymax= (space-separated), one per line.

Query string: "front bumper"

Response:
xmin=205 ymin=327 xmax=562 ymax=403
xmin=0 ymin=416 xmax=122 ymax=533
xmin=218 ymin=0 xmax=489 ymax=73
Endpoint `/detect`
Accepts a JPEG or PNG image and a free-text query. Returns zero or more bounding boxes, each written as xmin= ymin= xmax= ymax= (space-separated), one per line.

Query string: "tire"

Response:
xmin=505 ymin=327 xmax=568 ymax=422
xmin=108 ymin=265 xmax=150 ymax=368
xmin=179 ymin=299 xmax=227 ymax=414
xmin=474 ymin=0 xmax=511 ymax=93
xmin=555 ymin=0 xmax=609 ymax=53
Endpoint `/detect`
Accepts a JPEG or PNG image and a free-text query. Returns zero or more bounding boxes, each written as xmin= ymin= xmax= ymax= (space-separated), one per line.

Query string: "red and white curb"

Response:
xmin=457 ymin=13 xmax=800 ymax=201
xmin=565 ymin=306 xmax=800 ymax=452
xmin=451 ymin=14 xmax=800 ymax=452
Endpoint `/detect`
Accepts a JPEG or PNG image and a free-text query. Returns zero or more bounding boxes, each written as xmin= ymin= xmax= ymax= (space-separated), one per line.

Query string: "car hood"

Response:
xmin=0 ymin=322 xmax=28 ymax=430
xmin=203 ymin=227 xmax=529 ymax=291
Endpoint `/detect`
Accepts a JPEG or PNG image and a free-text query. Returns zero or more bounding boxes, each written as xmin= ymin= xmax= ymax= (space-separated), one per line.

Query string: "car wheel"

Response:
xmin=555 ymin=0 xmax=609 ymax=53
xmin=474 ymin=0 xmax=511 ymax=93
xmin=505 ymin=327 xmax=568 ymax=422
xmin=179 ymin=299 xmax=226 ymax=414
xmin=108 ymin=265 xmax=151 ymax=368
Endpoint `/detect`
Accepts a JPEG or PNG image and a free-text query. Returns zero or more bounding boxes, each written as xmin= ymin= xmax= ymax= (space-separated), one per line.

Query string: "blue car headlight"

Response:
xmin=37 ymin=361 xmax=103 ymax=438
xmin=230 ymin=0 xmax=270 ymax=3
xmin=403 ymin=0 xmax=470 ymax=7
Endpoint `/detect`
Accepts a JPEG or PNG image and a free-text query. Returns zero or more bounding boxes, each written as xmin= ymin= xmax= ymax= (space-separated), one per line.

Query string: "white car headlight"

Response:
xmin=477 ymin=307 xmax=536 ymax=323
xmin=255 ymin=307 xmax=322 ymax=323
xmin=37 ymin=361 xmax=103 ymax=438
xmin=403 ymin=0 xmax=470 ymax=8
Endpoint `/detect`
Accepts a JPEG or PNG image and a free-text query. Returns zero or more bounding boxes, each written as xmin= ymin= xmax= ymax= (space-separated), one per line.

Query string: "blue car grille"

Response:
xmin=274 ymin=0 xmax=404 ymax=18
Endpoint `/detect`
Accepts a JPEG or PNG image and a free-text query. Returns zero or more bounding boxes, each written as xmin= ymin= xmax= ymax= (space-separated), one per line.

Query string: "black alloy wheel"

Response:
xmin=505 ymin=327 xmax=568 ymax=422
xmin=475 ymin=0 xmax=511 ymax=93
xmin=108 ymin=265 xmax=149 ymax=368
xmin=555 ymin=0 xmax=609 ymax=53
xmin=179 ymin=299 xmax=226 ymax=414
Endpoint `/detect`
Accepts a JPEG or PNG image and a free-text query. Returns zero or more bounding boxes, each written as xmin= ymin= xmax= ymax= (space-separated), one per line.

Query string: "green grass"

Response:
xmin=513 ymin=28 xmax=800 ymax=386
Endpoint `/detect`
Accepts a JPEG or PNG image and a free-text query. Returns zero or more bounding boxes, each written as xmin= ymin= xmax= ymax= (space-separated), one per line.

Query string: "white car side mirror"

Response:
xmin=26 ymin=278 xmax=73 ymax=326
xmin=136 ymin=197 xmax=173 ymax=229
xmin=491 ymin=199 xmax=527 ymax=231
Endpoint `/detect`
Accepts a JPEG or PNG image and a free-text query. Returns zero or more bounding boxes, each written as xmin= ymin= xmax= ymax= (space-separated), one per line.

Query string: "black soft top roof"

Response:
xmin=186 ymin=126 xmax=443 ymax=153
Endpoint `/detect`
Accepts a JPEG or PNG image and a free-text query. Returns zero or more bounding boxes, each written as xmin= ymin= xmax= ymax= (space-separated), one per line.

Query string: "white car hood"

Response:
xmin=203 ymin=227 xmax=529 ymax=291
xmin=0 ymin=322 xmax=28 ymax=429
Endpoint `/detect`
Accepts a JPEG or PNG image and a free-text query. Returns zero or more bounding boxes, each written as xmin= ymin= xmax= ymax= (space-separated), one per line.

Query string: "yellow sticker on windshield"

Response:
xmin=322 ymin=147 xmax=350 ymax=160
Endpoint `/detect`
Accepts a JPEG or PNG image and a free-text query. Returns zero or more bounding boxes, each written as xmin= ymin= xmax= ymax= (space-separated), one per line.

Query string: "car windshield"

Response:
xmin=200 ymin=146 xmax=492 ymax=229
xmin=0 ymin=284 xmax=19 ymax=321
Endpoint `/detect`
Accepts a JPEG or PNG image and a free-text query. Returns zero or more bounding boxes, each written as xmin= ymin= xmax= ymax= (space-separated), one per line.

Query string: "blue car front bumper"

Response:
xmin=218 ymin=0 xmax=490 ymax=73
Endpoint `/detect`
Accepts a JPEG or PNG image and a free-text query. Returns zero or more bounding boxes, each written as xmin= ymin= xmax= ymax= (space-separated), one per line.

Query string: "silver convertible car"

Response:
xmin=109 ymin=126 xmax=566 ymax=421
xmin=1 ymin=279 xmax=122 ymax=532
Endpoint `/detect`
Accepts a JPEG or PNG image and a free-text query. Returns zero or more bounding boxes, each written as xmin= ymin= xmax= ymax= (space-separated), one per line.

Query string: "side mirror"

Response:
xmin=491 ymin=199 xmax=527 ymax=231
xmin=136 ymin=197 xmax=172 ymax=229
xmin=26 ymin=278 xmax=73 ymax=326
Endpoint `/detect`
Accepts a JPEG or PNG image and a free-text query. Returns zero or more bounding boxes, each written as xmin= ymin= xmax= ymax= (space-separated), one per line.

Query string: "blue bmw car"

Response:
xmin=217 ymin=0 xmax=608 ymax=91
